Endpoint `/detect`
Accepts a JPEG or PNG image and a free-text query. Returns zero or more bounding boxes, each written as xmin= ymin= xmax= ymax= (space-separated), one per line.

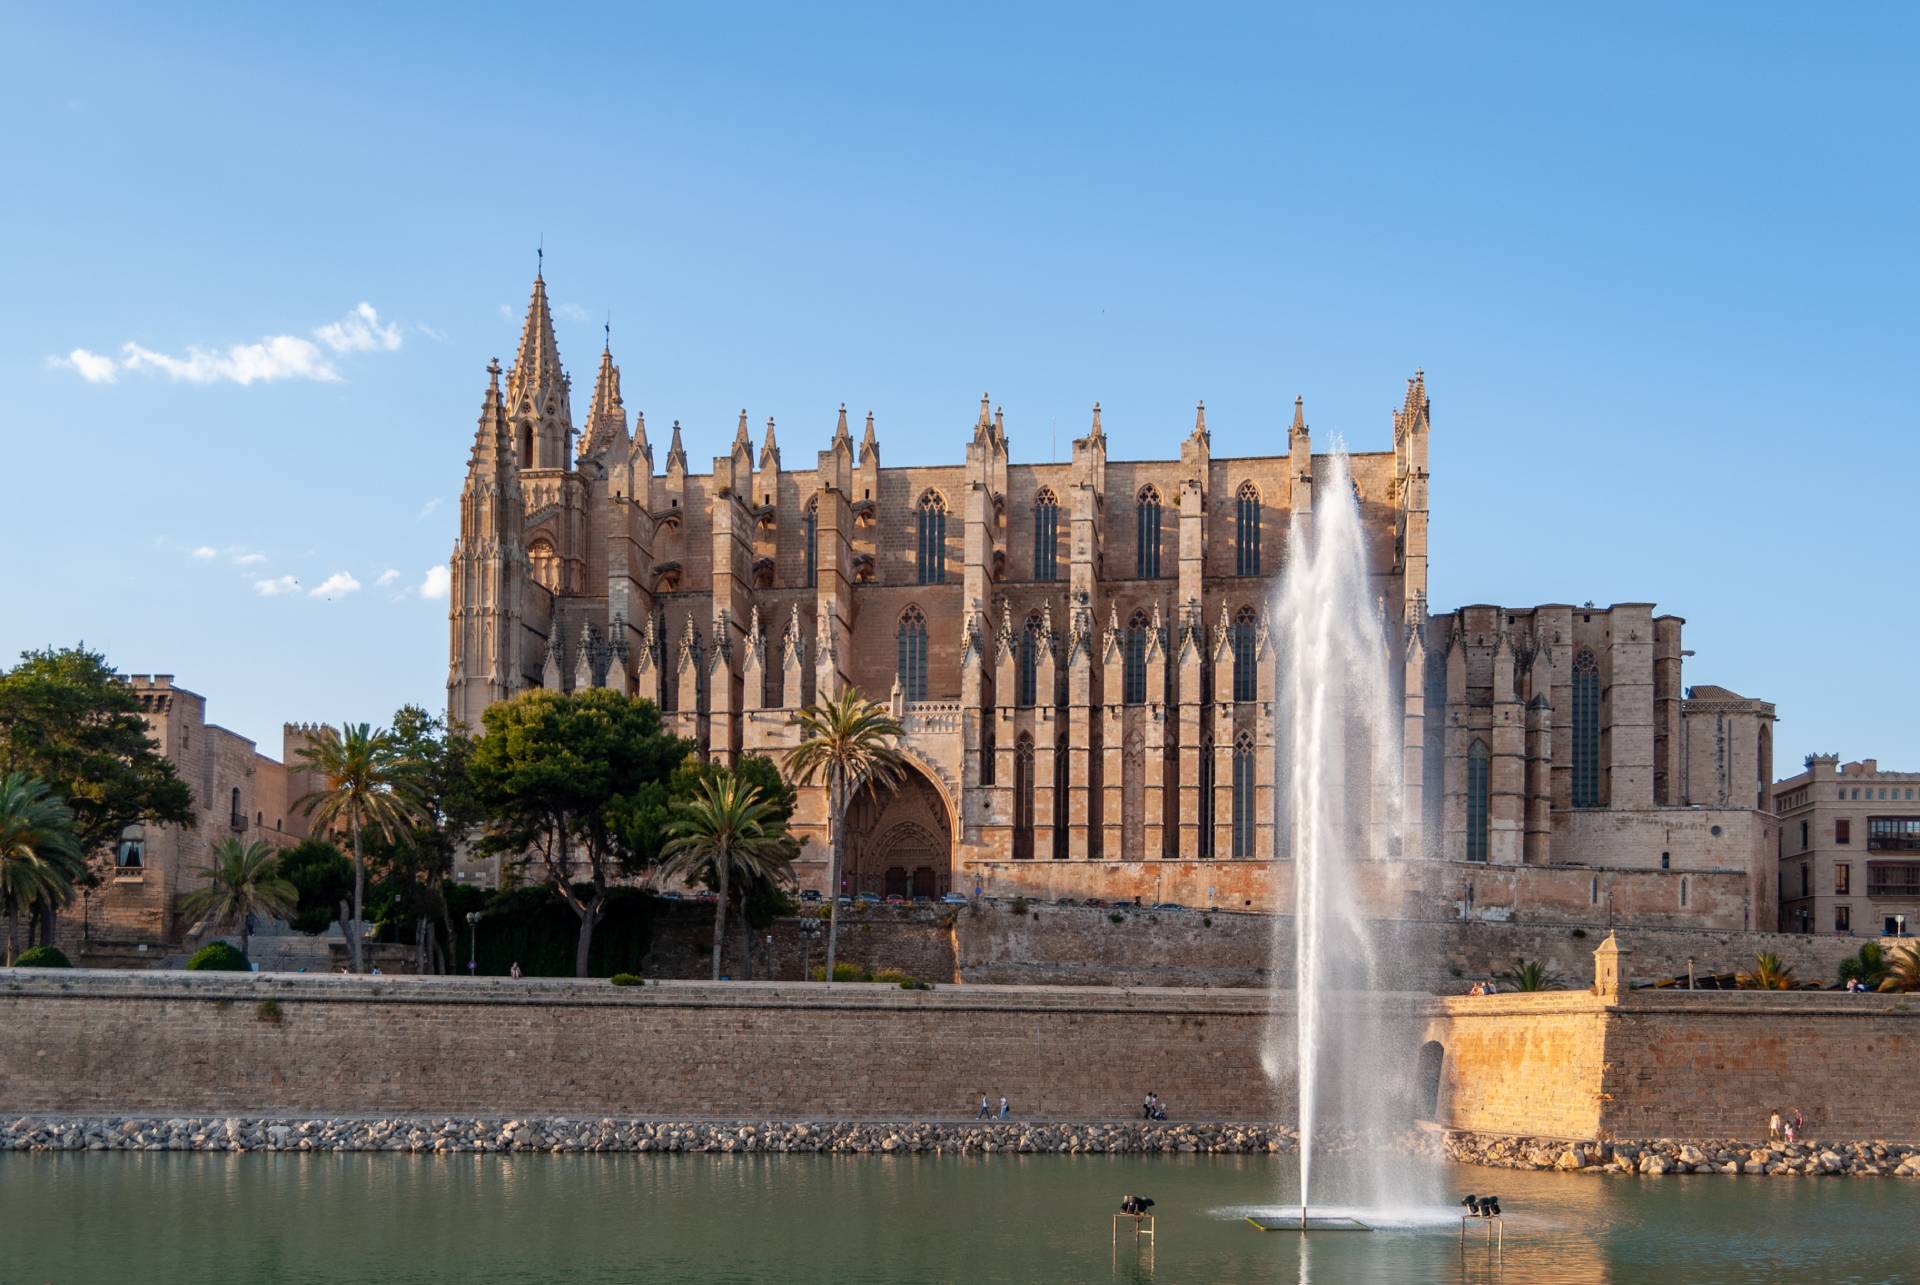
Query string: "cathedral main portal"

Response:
xmin=842 ymin=765 xmax=952 ymax=899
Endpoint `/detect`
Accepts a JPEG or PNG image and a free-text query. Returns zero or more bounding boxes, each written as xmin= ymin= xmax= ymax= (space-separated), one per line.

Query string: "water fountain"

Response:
xmin=1264 ymin=447 xmax=1410 ymax=1231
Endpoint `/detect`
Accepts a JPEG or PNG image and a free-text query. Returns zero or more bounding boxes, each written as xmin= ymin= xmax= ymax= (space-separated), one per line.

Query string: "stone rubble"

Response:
xmin=0 ymin=1117 xmax=1314 ymax=1156
xmin=1444 ymin=1130 xmax=1920 ymax=1177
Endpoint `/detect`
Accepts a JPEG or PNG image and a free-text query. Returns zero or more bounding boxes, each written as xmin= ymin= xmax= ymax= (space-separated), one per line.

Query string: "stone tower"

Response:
xmin=447 ymin=358 xmax=530 ymax=732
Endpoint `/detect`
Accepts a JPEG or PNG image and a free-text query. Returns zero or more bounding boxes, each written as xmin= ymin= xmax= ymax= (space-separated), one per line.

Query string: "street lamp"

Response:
xmin=466 ymin=911 xmax=481 ymax=976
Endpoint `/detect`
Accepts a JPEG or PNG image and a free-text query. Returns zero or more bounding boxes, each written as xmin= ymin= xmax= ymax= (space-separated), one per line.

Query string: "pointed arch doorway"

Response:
xmin=843 ymin=762 xmax=953 ymax=899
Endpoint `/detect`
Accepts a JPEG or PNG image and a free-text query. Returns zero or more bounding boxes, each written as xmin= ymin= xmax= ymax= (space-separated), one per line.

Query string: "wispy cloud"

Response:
xmin=415 ymin=497 xmax=442 ymax=521
xmin=375 ymin=569 xmax=401 ymax=588
xmin=553 ymin=302 xmax=591 ymax=323
xmin=419 ymin=565 xmax=450 ymax=600
xmin=309 ymin=571 xmax=361 ymax=600
xmin=254 ymin=575 xmax=300 ymax=596
xmin=231 ymin=551 xmax=267 ymax=566
xmin=414 ymin=322 xmax=447 ymax=342
xmin=52 ymin=302 xmax=405 ymax=387
xmin=190 ymin=546 xmax=217 ymax=560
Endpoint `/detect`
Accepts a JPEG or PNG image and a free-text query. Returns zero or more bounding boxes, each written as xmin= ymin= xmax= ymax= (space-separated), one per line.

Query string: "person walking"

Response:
xmin=1142 ymin=1092 xmax=1156 ymax=1121
xmin=1768 ymin=1109 xmax=1783 ymax=1142
xmin=998 ymin=1095 xmax=1010 ymax=1120
xmin=977 ymin=1092 xmax=990 ymax=1120
xmin=1794 ymin=1108 xmax=1805 ymax=1139
xmin=509 ymin=962 xmax=522 ymax=980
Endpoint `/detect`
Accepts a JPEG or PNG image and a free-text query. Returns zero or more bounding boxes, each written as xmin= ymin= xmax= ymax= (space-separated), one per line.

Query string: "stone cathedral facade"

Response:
xmin=450 ymin=274 xmax=1779 ymax=929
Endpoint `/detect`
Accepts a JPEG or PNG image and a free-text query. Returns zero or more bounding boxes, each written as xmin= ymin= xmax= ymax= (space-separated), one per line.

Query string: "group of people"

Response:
xmin=975 ymin=1093 xmax=1011 ymax=1120
xmin=1141 ymin=1092 xmax=1168 ymax=1120
xmin=1768 ymin=1107 xmax=1807 ymax=1143
xmin=1465 ymin=979 xmax=1499 ymax=996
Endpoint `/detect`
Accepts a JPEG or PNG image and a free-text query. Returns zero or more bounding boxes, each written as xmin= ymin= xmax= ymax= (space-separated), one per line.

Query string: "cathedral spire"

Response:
xmin=1090 ymin=402 xmax=1104 ymax=438
xmin=579 ymin=342 xmax=627 ymax=460
xmin=508 ymin=271 xmax=565 ymax=409
xmin=859 ymin=410 xmax=878 ymax=466
xmin=469 ymin=358 xmax=512 ymax=469
xmin=1194 ymin=400 xmax=1207 ymax=437
xmin=1292 ymin=395 xmax=1306 ymax=433
xmin=760 ymin=416 xmax=780 ymax=471
xmin=734 ymin=408 xmax=752 ymax=453
xmin=666 ymin=419 xmax=688 ymax=473
xmin=633 ymin=409 xmax=650 ymax=458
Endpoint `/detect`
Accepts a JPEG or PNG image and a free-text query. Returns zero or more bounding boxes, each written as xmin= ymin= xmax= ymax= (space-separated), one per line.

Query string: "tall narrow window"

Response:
xmin=1232 ymin=732 xmax=1256 ymax=857
xmin=802 ymin=495 xmax=818 ymax=588
xmin=1466 ymin=739 xmax=1491 ymax=862
xmin=1198 ymin=732 xmax=1215 ymax=858
xmin=1053 ymin=734 xmax=1069 ymax=859
xmin=1124 ymin=610 xmax=1151 ymax=704
xmin=1033 ymin=487 xmax=1059 ymax=581
xmin=897 ymin=606 xmax=928 ymax=701
xmin=1135 ymin=485 xmax=1162 ymax=578
xmin=1232 ymin=606 xmax=1258 ymax=702
xmin=1571 ymin=648 xmax=1600 ymax=807
xmin=1235 ymin=481 xmax=1261 ymax=576
xmin=1013 ymin=733 xmax=1036 ymax=860
xmin=1018 ymin=613 xmax=1042 ymax=707
xmin=916 ymin=491 xmax=947 ymax=584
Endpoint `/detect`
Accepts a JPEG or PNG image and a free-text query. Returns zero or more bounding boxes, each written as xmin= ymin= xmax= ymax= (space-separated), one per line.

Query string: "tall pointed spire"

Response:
xmin=1090 ymin=402 xmax=1104 ymax=438
xmin=470 ymin=358 xmax=512 ymax=468
xmin=579 ymin=343 xmax=627 ymax=460
xmin=666 ymin=419 xmax=688 ymax=473
xmin=760 ymin=416 xmax=781 ymax=471
xmin=633 ymin=409 xmax=650 ymax=458
xmin=734 ymin=408 xmax=751 ymax=453
xmin=859 ymin=410 xmax=878 ymax=466
xmin=1194 ymin=400 xmax=1207 ymax=437
xmin=507 ymin=272 xmax=565 ymax=410
xmin=979 ymin=392 xmax=991 ymax=428
xmin=1292 ymin=395 xmax=1306 ymax=432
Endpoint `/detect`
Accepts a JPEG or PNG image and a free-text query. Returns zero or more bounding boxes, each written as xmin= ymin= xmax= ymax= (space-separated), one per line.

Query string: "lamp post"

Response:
xmin=466 ymin=911 xmax=481 ymax=976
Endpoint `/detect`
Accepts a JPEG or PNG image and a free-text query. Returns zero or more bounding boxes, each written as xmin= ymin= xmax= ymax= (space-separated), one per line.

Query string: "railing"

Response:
xmin=229 ymin=813 xmax=249 ymax=832
xmin=902 ymin=701 xmax=962 ymax=734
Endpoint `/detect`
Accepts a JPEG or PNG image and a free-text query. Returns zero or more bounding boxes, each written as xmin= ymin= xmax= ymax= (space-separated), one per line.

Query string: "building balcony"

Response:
xmin=229 ymin=813 xmax=249 ymax=833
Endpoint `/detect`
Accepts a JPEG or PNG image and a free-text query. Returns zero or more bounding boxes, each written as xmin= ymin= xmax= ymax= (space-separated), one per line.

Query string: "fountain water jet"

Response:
xmin=1263 ymin=447 xmax=1407 ymax=1228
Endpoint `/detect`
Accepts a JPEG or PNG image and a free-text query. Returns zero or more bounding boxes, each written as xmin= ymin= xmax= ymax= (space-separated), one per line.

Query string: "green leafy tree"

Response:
xmin=0 ymin=773 xmax=88 ymax=963
xmin=1496 ymin=958 xmax=1564 ymax=992
xmin=784 ymin=690 xmax=905 ymax=982
xmin=1876 ymin=943 xmax=1920 ymax=994
xmin=1738 ymin=952 xmax=1796 ymax=990
xmin=177 ymin=838 xmax=297 ymax=964
xmin=1839 ymin=941 xmax=1889 ymax=988
xmin=294 ymin=723 xmax=427 ymax=973
xmin=661 ymin=773 xmax=797 ymax=981
xmin=667 ymin=752 xmax=796 ymax=979
xmin=0 ymin=647 xmax=195 ymax=939
xmin=467 ymin=689 xmax=690 ymax=977
xmin=361 ymin=706 xmax=480 ymax=973
xmin=277 ymin=838 xmax=353 ymax=935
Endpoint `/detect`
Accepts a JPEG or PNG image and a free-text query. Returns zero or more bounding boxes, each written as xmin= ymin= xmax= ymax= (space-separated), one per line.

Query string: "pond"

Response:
xmin=4 ymin=1150 xmax=1913 ymax=1283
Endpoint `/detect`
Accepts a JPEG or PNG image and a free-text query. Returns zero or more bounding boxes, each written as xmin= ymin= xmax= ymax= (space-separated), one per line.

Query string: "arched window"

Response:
xmin=897 ymin=606 xmax=928 ymax=701
xmin=802 ymin=495 xmax=819 ymax=589
xmin=1033 ymin=488 xmax=1059 ymax=582
xmin=1135 ymin=485 xmax=1162 ymax=578
xmin=1466 ymin=739 xmax=1490 ymax=862
xmin=1197 ymin=732 xmax=1215 ymax=858
xmin=1013 ymin=733 xmax=1036 ymax=860
xmin=1018 ymin=613 xmax=1042 ymax=707
xmin=1680 ymin=876 xmax=1689 ymax=908
xmin=1232 ymin=606 xmax=1258 ymax=702
xmin=1124 ymin=609 xmax=1151 ymax=704
xmin=229 ymin=787 xmax=241 ymax=826
xmin=528 ymin=539 xmax=560 ymax=592
xmin=916 ymin=491 xmax=947 ymax=584
xmin=1232 ymin=732 xmax=1256 ymax=857
xmin=1235 ymin=481 xmax=1261 ymax=576
xmin=1571 ymin=648 xmax=1600 ymax=807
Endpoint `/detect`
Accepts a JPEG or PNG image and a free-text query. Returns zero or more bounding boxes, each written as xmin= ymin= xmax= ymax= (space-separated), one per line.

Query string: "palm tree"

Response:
xmin=784 ymin=690 xmax=906 ymax=982
xmin=178 ymin=838 xmax=298 ymax=964
xmin=1496 ymin=958 xmax=1564 ymax=992
xmin=294 ymin=723 xmax=426 ymax=972
xmin=660 ymin=774 xmax=797 ymax=981
xmin=0 ymin=773 xmax=87 ymax=965
xmin=1876 ymin=943 xmax=1920 ymax=993
xmin=1738 ymin=952 xmax=1796 ymax=990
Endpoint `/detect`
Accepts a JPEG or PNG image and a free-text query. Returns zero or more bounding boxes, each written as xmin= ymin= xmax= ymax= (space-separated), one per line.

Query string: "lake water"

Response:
xmin=3 ymin=1150 xmax=1915 ymax=1283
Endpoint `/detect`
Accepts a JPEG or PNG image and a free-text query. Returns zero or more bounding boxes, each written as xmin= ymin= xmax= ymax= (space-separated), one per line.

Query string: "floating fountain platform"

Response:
xmin=1246 ymin=1215 xmax=1372 ymax=1233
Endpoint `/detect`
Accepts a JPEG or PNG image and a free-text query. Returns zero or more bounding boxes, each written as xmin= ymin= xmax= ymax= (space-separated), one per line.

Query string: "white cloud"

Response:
xmin=190 ymin=546 xmax=217 ymax=560
xmin=415 ymin=497 xmax=442 ymax=521
xmin=53 ymin=301 xmax=406 ymax=386
xmin=315 ymin=302 xmax=402 ymax=354
xmin=553 ymin=302 xmax=591 ymax=323
xmin=254 ymin=575 xmax=300 ymax=596
xmin=50 ymin=348 xmax=118 ymax=383
xmin=419 ymin=565 xmax=450 ymax=600
xmin=414 ymin=322 xmax=447 ymax=341
xmin=231 ymin=551 xmax=267 ymax=566
xmin=375 ymin=569 xmax=401 ymax=588
xmin=309 ymin=571 xmax=361 ymax=600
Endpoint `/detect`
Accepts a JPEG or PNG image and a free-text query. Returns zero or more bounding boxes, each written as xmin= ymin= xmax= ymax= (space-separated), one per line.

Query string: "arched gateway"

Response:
xmin=843 ymin=763 xmax=952 ymax=899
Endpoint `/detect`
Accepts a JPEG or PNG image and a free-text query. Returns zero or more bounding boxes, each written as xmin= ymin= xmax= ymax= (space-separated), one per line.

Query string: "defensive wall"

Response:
xmin=6 ymin=964 xmax=1920 ymax=1142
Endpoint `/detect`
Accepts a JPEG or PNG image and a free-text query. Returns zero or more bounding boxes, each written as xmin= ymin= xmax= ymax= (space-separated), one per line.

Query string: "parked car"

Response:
xmin=1054 ymin=897 xmax=1080 ymax=906
xmin=855 ymin=892 xmax=882 ymax=904
xmin=1083 ymin=897 xmax=1107 ymax=908
xmin=1150 ymin=901 xmax=1186 ymax=911
xmin=883 ymin=894 xmax=908 ymax=906
xmin=799 ymin=889 xmax=822 ymax=902
xmin=940 ymin=892 xmax=968 ymax=905
xmin=835 ymin=895 xmax=852 ymax=907
xmin=910 ymin=895 xmax=932 ymax=906
xmin=658 ymin=890 xmax=684 ymax=901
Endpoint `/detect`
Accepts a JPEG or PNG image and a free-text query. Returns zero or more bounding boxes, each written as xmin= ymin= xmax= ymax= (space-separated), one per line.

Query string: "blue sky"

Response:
xmin=2 ymin=3 xmax=1914 ymax=768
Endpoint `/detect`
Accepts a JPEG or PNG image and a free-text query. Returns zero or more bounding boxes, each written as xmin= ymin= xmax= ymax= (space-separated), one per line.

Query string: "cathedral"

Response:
xmin=449 ymin=273 xmax=1779 ymax=929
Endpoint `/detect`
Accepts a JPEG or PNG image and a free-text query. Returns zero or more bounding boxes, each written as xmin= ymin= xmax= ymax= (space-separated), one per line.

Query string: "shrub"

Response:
xmin=185 ymin=941 xmax=249 ymax=972
xmin=872 ymin=967 xmax=912 ymax=984
xmin=11 ymin=946 xmax=70 ymax=968
xmin=1202 ymin=915 xmax=1213 ymax=928
xmin=1570 ymin=927 xmax=1588 ymax=939
xmin=255 ymin=999 xmax=283 ymax=1024
xmin=898 ymin=979 xmax=933 ymax=991
xmin=610 ymin=973 xmax=645 ymax=987
xmin=809 ymin=962 xmax=873 ymax=982
xmin=1839 ymin=942 xmax=1888 ymax=987
xmin=1109 ymin=912 xmax=1125 ymax=924
xmin=1010 ymin=896 xmax=1029 ymax=916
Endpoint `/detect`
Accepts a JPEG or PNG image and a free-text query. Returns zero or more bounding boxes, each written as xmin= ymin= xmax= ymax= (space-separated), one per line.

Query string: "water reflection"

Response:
xmin=3 ymin=1152 xmax=1915 ymax=1284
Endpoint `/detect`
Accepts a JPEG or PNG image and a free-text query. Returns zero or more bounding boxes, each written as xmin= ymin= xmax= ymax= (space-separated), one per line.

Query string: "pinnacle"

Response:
xmin=1292 ymin=396 xmax=1306 ymax=433
xmin=1194 ymin=400 xmax=1206 ymax=435
xmin=734 ymin=409 xmax=751 ymax=448
xmin=508 ymin=271 xmax=565 ymax=407
xmin=1090 ymin=401 xmax=1103 ymax=436
xmin=978 ymin=392 xmax=991 ymax=427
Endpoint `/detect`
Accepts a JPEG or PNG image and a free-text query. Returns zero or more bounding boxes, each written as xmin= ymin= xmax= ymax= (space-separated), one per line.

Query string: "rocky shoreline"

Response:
xmin=2 ymin=1117 xmax=1309 ymax=1155
xmin=1445 ymin=1130 xmax=1920 ymax=1177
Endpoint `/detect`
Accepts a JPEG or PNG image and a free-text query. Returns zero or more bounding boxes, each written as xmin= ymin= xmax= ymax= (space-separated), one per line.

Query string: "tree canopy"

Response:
xmin=0 ymin=646 xmax=194 ymax=859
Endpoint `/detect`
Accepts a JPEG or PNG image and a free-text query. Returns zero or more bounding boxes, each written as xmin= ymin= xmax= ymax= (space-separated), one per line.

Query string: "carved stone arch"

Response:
xmin=843 ymin=757 xmax=955 ymax=898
